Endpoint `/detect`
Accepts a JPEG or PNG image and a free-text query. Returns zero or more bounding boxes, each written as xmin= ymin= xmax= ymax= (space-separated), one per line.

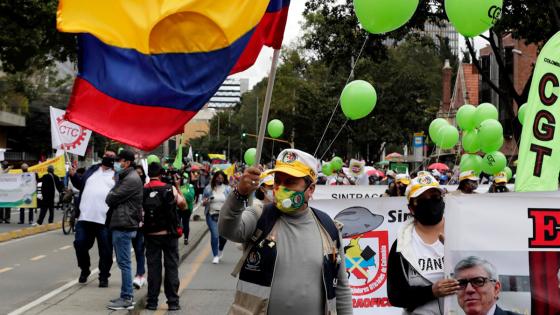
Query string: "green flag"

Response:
xmin=516 ymin=31 xmax=560 ymax=192
xmin=173 ymin=136 xmax=183 ymax=170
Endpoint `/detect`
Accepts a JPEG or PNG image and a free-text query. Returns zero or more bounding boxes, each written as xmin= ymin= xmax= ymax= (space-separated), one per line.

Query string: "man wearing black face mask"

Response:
xmin=387 ymin=171 xmax=460 ymax=314
xmin=69 ymin=151 xmax=116 ymax=288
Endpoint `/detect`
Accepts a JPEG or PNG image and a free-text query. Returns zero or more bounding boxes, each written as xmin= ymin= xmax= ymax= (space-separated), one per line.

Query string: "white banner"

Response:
xmin=444 ymin=192 xmax=560 ymax=315
xmin=50 ymin=106 xmax=92 ymax=156
xmin=313 ymin=184 xmax=514 ymax=200
xmin=0 ymin=173 xmax=37 ymax=208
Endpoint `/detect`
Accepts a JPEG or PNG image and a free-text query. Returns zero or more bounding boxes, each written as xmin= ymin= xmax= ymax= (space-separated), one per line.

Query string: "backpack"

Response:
xmin=143 ymin=184 xmax=182 ymax=237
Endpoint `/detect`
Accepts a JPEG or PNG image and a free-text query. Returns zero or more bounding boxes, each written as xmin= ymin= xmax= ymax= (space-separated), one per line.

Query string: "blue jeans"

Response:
xmin=132 ymin=231 xmax=145 ymax=276
xmin=206 ymin=214 xmax=227 ymax=257
xmin=112 ymin=229 xmax=137 ymax=300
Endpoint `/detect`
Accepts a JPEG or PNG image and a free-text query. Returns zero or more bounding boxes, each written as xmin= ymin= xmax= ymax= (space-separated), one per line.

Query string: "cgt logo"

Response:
xmin=488 ymin=5 xmax=502 ymax=24
xmin=528 ymin=209 xmax=560 ymax=248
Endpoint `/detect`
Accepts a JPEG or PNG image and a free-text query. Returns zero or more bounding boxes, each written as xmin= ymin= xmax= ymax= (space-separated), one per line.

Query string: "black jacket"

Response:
xmin=494 ymin=305 xmax=522 ymax=315
xmin=105 ymin=167 xmax=143 ymax=230
xmin=40 ymin=172 xmax=63 ymax=207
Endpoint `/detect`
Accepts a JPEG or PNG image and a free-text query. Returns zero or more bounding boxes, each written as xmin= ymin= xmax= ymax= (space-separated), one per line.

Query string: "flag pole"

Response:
xmin=254 ymin=49 xmax=281 ymax=167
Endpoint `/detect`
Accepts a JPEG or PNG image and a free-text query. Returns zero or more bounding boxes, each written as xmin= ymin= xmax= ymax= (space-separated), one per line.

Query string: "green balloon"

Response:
xmin=322 ymin=163 xmax=333 ymax=176
xmin=462 ymin=130 xmax=480 ymax=153
xmin=429 ymin=118 xmax=449 ymax=143
xmin=475 ymin=103 xmax=499 ymax=127
xmin=267 ymin=119 xmax=284 ymax=138
xmin=478 ymin=119 xmax=503 ymax=143
xmin=482 ymin=151 xmax=506 ymax=175
xmin=244 ymin=148 xmax=256 ymax=165
xmin=518 ymin=103 xmax=527 ymax=125
xmin=480 ymin=135 xmax=503 ymax=154
xmin=147 ymin=154 xmax=160 ymax=165
xmin=331 ymin=157 xmax=343 ymax=171
xmin=340 ymin=80 xmax=377 ymax=120
xmin=445 ymin=0 xmax=503 ymax=37
xmin=504 ymin=166 xmax=513 ymax=180
xmin=456 ymin=104 xmax=477 ymax=130
xmin=460 ymin=154 xmax=483 ymax=175
xmin=353 ymin=0 xmax=419 ymax=34
xmin=437 ymin=125 xmax=459 ymax=149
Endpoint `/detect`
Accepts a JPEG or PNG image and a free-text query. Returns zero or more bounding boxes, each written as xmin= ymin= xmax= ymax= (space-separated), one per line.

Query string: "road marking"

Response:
xmin=30 ymin=255 xmax=46 ymax=261
xmin=7 ymin=267 xmax=99 ymax=315
xmin=0 ymin=267 xmax=13 ymax=273
xmin=154 ymin=240 xmax=211 ymax=315
xmin=59 ymin=245 xmax=72 ymax=250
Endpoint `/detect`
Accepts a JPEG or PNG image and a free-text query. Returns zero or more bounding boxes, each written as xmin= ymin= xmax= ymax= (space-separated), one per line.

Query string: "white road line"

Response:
xmin=30 ymin=255 xmax=46 ymax=261
xmin=59 ymin=245 xmax=72 ymax=250
xmin=0 ymin=267 xmax=13 ymax=273
xmin=7 ymin=268 xmax=100 ymax=315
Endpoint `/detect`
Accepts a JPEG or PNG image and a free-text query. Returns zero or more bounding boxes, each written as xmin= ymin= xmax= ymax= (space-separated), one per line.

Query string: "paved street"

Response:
xmin=0 ymin=207 xmax=63 ymax=234
xmin=0 ymin=229 xmax=80 ymax=315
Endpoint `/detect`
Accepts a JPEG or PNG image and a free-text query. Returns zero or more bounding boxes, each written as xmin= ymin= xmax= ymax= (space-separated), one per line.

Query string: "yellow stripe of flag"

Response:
xmin=57 ymin=0 xmax=270 ymax=54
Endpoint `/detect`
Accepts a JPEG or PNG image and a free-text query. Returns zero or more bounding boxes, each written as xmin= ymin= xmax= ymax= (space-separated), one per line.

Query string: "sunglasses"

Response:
xmin=456 ymin=276 xmax=496 ymax=289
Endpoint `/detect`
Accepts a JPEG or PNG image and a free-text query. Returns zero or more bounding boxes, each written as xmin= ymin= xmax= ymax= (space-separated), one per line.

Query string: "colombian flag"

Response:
xmin=231 ymin=0 xmax=291 ymax=74
xmin=57 ymin=1 xmax=275 ymax=150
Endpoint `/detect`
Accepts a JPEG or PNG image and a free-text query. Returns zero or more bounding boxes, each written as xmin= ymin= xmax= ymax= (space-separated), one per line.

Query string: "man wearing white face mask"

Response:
xmin=219 ymin=149 xmax=352 ymax=315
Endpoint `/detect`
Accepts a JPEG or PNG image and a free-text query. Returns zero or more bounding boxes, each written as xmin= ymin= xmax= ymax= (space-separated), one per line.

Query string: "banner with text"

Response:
xmin=9 ymin=155 xmax=66 ymax=178
xmin=50 ymin=106 xmax=92 ymax=156
xmin=444 ymin=192 xmax=560 ymax=315
xmin=0 ymin=173 xmax=37 ymax=208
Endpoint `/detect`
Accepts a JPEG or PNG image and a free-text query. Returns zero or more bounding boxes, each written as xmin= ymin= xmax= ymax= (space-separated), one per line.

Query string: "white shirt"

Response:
xmin=411 ymin=227 xmax=444 ymax=283
xmin=79 ymin=167 xmax=115 ymax=224
xmin=209 ymin=184 xmax=227 ymax=214
xmin=486 ymin=304 xmax=497 ymax=315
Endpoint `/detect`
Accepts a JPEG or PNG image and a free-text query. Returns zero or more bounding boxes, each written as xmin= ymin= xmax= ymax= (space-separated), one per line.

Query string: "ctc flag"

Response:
xmin=57 ymin=0 xmax=288 ymax=150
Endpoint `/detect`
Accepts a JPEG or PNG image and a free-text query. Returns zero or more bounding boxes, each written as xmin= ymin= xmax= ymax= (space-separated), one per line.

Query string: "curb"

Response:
xmin=132 ymin=225 xmax=209 ymax=313
xmin=0 ymin=222 xmax=62 ymax=243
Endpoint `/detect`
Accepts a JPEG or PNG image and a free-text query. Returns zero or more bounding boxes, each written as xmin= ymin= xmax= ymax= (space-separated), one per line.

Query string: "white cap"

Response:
xmin=459 ymin=170 xmax=479 ymax=182
xmin=405 ymin=173 xmax=445 ymax=200
xmin=273 ymin=149 xmax=319 ymax=182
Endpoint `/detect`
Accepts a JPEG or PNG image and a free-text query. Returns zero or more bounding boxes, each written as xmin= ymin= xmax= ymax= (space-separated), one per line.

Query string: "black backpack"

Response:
xmin=143 ymin=184 xmax=181 ymax=237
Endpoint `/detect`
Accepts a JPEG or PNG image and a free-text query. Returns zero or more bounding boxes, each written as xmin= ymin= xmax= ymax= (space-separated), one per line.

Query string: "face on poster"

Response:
xmin=444 ymin=192 xmax=560 ymax=315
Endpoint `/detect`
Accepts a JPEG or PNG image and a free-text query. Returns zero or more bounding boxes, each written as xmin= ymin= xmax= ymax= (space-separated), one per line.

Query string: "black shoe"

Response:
xmin=79 ymin=270 xmax=91 ymax=283
xmin=168 ymin=304 xmax=181 ymax=311
xmin=145 ymin=304 xmax=158 ymax=310
xmin=17 ymin=221 xmax=24 ymax=224
xmin=99 ymin=278 xmax=109 ymax=288
xmin=183 ymin=239 xmax=189 ymax=245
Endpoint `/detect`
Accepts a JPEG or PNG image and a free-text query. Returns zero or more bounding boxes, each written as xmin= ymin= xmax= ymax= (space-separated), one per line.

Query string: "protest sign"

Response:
xmin=50 ymin=106 xmax=92 ymax=156
xmin=444 ymin=192 xmax=560 ymax=314
xmin=0 ymin=173 xmax=37 ymax=208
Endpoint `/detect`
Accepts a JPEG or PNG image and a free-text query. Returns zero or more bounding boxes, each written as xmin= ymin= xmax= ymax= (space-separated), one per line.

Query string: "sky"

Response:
xmin=231 ymin=1 xmax=307 ymax=88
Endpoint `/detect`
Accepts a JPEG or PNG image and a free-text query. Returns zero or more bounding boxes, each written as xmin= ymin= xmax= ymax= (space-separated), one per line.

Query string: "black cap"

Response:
xmin=148 ymin=162 xmax=162 ymax=178
xmin=117 ymin=149 xmax=135 ymax=162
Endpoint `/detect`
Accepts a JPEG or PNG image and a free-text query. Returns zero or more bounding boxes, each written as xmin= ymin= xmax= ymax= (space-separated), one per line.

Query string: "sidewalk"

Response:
xmin=18 ymin=220 xmax=209 ymax=315
xmin=0 ymin=208 xmax=64 ymax=242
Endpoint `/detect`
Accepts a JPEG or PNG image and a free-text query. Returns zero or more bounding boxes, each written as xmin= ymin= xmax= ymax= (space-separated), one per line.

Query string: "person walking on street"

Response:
xmin=37 ymin=165 xmax=63 ymax=225
xmin=142 ymin=162 xmax=187 ymax=311
xmin=203 ymin=170 xmax=231 ymax=264
xmin=105 ymin=150 xmax=143 ymax=310
xmin=179 ymin=173 xmax=195 ymax=245
xmin=219 ymin=149 xmax=353 ymax=315
xmin=18 ymin=163 xmax=38 ymax=225
xmin=70 ymin=151 xmax=116 ymax=287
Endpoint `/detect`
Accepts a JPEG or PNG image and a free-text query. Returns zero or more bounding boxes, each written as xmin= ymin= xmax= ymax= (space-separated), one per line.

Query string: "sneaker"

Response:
xmin=79 ymin=270 xmax=91 ymax=283
xmin=218 ymin=250 xmax=223 ymax=259
xmin=109 ymin=298 xmax=136 ymax=305
xmin=133 ymin=275 xmax=145 ymax=289
xmin=183 ymin=239 xmax=189 ymax=245
xmin=168 ymin=304 xmax=181 ymax=311
xmin=99 ymin=278 xmax=109 ymax=288
xmin=212 ymin=256 xmax=220 ymax=264
xmin=107 ymin=297 xmax=134 ymax=310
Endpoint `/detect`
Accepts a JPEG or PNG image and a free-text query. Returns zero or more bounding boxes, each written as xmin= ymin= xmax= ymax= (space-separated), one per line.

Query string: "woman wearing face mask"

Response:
xmin=387 ymin=171 xmax=460 ymax=314
xmin=202 ymin=171 xmax=230 ymax=264
xmin=449 ymin=170 xmax=479 ymax=195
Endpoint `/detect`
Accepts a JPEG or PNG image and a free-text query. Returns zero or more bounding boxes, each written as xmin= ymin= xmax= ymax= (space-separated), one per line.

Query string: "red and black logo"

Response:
xmin=528 ymin=208 xmax=560 ymax=248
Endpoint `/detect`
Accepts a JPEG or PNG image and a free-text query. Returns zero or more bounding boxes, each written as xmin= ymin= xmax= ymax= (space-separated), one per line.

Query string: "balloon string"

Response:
xmin=319 ymin=120 xmax=348 ymax=161
xmin=312 ymin=34 xmax=370 ymax=158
